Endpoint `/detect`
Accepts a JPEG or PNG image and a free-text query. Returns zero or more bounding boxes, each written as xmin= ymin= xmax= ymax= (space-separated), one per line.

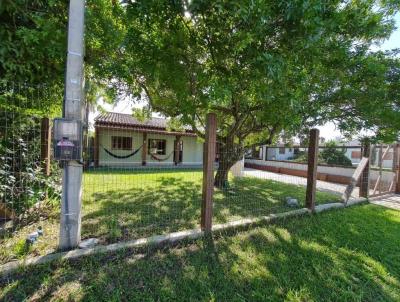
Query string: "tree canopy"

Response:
xmin=112 ymin=0 xmax=400 ymax=186
xmin=1 ymin=0 xmax=399 ymax=187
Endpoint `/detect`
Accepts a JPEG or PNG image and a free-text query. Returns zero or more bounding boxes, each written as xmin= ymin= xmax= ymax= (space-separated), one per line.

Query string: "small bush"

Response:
xmin=0 ymin=115 xmax=61 ymax=216
xmin=13 ymin=239 xmax=31 ymax=258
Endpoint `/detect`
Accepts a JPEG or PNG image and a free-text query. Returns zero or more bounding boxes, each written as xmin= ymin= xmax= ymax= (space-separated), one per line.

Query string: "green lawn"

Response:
xmin=0 ymin=169 xmax=340 ymax=264
xmin=81 ymin=168 xmax=340 ymax=243
xmin=1 ymin=204 xmax=400 ymax=301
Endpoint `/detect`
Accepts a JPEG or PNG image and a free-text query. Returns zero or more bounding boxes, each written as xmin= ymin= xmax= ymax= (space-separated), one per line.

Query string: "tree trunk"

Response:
xmin=214 ymin=140 xmax=242 ymax=188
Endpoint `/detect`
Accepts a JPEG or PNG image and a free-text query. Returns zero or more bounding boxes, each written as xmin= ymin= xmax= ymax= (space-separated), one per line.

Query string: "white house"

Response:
xmin=94 ymin=112 xmax=204 ymax=167
xmin=259 ymin=145 xmax=298 ymax=161
xmin=340 ymin=140 xmax=394 ymax=168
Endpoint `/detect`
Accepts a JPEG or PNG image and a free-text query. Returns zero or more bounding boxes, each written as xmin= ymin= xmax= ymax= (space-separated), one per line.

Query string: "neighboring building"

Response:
xmin=339 ymin=140 xmax=394 ymax=168
xmin=94 ymin=112 xmax=203 ymax=167
xmin=340 ymin=140 xmax=363 ymax=165
xmin=261 ymin=145 xmax=298 ymax=161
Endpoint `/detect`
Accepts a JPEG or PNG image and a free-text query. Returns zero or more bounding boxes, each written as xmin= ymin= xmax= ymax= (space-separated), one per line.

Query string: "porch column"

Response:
xmin=142 ymin=132 xmax=147 ymax=165
xmin=94 ymin=127 xmax=99 ymax=168
xmin=174 ymin=135 xmax=181 ymax=165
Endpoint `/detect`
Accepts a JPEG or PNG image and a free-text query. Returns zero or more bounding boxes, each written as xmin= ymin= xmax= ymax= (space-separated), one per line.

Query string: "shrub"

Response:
xmin=0 ymin=115 xmax=61 ymax=216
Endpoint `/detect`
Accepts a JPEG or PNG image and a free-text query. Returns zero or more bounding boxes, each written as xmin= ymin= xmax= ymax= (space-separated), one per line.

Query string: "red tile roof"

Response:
xmin=94 ymin=112 xmax=195 ymax=136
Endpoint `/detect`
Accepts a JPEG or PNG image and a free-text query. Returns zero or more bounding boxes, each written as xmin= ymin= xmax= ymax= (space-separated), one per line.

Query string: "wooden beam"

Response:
xmin=201 ymin=113 xmax=217 ymax=231
xmin=40 ymin=117 xmax=51 ymax=176
xmin=343 ymin=157 xmax=369 ymax=203
xmin=305 ymin=128 xmax=319 ymax=211
xmin=359 ymin=142 xmax=370 ymax=198
xmin=142 ymin=132 xmax=147 ymax=165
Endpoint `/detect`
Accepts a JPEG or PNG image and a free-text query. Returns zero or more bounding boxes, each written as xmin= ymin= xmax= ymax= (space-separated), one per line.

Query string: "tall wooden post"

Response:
xmin=40 ymin=117 xmax=51 ymax=176
xmin=94 ymin=127 xmax=99 ymax=168
xmin=306 ymin=128 xmax=319 ymax=211
xmin=142 ymin=132 xmax=147 ymax=165
xmin=201 ymin=113 xmax=217 ymax=231
xmin=359 ymin=142 xmax=371 ymax=198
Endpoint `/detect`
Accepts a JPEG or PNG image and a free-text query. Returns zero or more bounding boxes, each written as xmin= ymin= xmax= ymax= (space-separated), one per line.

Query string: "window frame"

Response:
xmin=148 ymin=139 xmax=167 ymax=155
xmin=111 ymin=136 xmax=132 ymax=150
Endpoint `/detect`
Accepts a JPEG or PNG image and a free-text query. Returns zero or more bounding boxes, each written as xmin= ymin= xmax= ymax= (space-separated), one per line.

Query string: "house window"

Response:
xmin=111 ymin=136 xmax=132 ymax=150
xmin=148 ymin=139 xmax=167 ymax=155
xmin=279 ymin=147 xmax=285 ymax=154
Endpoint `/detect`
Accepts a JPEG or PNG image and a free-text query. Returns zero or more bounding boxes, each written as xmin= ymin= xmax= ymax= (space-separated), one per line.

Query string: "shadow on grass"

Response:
xmin=2 ymin=205 xmax=400 ymax=301
xmin=81 ymin=171 xmax=341 ymax=243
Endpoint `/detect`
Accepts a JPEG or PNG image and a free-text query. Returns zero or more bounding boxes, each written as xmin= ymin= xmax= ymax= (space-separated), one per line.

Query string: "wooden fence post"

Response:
xmin=201 ymin=113 xmax=217 ymax=231
xmin=40 ymin=117 xmax=51 ymax=176
xmin=359 ymin=142 xmax=371 ymax=198
xmin=306 ymin=128 xmax=319 ymax=211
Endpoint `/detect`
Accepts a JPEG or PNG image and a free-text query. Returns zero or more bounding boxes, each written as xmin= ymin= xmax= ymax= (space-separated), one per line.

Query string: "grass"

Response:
xmin=81 ymin=168 xmax=339 ymax=242
xmin=1 ymin=204 xmax=400 ymax=301
xmin=0 ymin=168 xmax=340 ymax=264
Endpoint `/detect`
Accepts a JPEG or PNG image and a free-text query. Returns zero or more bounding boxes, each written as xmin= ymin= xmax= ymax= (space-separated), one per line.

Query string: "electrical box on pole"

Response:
xmin=58 ymin=0 xmax=85 ymax=250
xmin=53 ymin=119 xmax=82 ymax=161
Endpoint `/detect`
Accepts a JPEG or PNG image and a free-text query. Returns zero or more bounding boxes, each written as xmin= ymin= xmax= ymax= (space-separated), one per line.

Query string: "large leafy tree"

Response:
xmin=0 ymin=0 xmax=123 ymax=214
xmin=117 ymin=0 xmax=400 ymax=187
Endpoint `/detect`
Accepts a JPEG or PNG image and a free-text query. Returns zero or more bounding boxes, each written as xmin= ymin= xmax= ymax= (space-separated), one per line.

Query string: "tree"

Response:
xmin=0 ymin=0 xmax=124 ymax=214
xmin=320 ymin=141 xmax=352 ymax=167
xmin=116 ymin=1 xmax=399 ymax=187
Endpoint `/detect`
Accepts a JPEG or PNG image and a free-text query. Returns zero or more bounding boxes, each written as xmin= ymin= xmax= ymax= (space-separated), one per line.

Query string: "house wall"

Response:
xmin=265 ymin=147 xmax=295 ymax=161
xmin=181 ymin=136 xmax=203 ymax=164
xmin=98 ymin=128 xmax=203 ymax=167
xmin=340 ymin=147 xmax=393 ymax=169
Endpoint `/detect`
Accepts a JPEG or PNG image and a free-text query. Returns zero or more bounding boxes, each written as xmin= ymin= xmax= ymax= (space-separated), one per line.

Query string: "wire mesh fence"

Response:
xmin=1 ymin=84 xmax=399 ymax=264
xmin=81 ymin=113 xmax=204 ymax=243
xmin=369 ymin=144 xmax=397 ymax=196
xmin=216 ymin=144 xmax=322 ymax=225
xmin=0 ymin=83 xmax=62 ymax=264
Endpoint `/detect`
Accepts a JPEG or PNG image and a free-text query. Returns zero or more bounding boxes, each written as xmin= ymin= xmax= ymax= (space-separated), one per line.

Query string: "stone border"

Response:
xmin=0 ymin=198 xmax=367 ymax=277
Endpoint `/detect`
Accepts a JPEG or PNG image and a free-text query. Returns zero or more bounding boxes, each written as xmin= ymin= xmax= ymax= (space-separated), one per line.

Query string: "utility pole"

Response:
xmin=59 ymin=0 xmax=85 ymax=250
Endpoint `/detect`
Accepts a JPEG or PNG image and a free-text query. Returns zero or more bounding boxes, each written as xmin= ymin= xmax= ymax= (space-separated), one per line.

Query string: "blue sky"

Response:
xmin=378 ymin=12 xmax=400 ymax=51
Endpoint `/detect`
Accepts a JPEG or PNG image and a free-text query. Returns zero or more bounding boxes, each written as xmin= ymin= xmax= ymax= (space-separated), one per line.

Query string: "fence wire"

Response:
xmin=1 ymin=85 xmax=399 ymax=264
xmin=369 ymin=144 xmax=397 ymax=196
xmin=216 ymin=144 xmax=317 ymax=225
xmin=0 ymin=83 xmax=62 ymax=264
xmin=82 ymin=116 xmax=203 ymax=243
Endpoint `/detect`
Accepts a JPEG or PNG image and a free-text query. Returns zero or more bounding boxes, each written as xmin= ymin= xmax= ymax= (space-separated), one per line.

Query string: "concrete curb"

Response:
xmin=0 ymin=198 xmax=368 ymax=276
